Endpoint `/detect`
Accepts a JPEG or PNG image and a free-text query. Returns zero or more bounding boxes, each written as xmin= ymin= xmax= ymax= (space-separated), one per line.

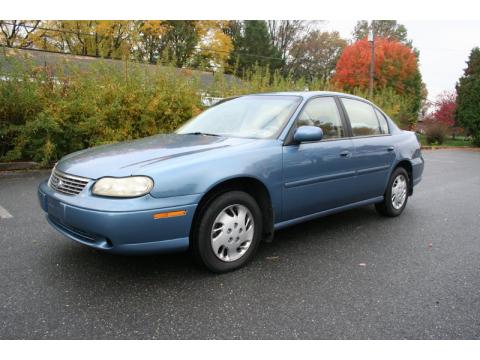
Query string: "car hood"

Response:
xmin=56 ymin=134 xmax=254 ymax=179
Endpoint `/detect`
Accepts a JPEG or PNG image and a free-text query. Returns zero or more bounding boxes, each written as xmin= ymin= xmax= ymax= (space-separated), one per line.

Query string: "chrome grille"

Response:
xmin=48 ymin=168 xmax=89 ymax=195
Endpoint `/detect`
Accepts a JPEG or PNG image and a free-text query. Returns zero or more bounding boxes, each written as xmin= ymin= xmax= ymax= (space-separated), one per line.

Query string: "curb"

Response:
xmin=0 ymin=161 xmax=39 ymax=171
xmin=421 ymin=146 xmax=480 ymax=151
xmin=421 ymin=146 xmax=448 ymax=150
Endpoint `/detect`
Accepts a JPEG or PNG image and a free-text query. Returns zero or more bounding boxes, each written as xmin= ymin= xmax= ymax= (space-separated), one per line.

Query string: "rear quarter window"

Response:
xmin=374 ymin=108 xmax=390 ymax=134
xmin=341 ymin=98 xmax=382 ymax=136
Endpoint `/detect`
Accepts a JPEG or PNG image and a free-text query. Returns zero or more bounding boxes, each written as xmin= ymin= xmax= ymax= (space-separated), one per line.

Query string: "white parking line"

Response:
xmin=0 ymin=204 xmax=13 ymax=219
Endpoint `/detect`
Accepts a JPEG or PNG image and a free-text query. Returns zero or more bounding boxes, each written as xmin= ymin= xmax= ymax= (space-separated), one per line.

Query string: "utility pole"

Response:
xmin=368 ymin=21 xmax=375 ymax=99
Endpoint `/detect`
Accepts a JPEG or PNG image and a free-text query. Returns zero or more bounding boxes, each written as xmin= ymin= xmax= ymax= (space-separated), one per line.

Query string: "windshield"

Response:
xmin=176 ymin=95 xmax=301 ymax=139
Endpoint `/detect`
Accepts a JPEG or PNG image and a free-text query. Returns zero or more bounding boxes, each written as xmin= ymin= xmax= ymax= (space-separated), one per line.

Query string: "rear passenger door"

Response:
xmin=339 ymin=97 xmax=396 ymax=202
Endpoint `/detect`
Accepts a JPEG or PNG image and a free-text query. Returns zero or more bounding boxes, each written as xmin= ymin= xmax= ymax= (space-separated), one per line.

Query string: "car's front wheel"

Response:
xmin=375 ymin=167 xmax=410 ymax=217
xmin=192 ymin=191 xmax=263 ymax=273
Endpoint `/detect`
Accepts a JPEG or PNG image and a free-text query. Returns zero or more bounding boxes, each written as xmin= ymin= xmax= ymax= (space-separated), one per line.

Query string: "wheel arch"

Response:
xmin=190 ymin=176 xmax=274 ymax=243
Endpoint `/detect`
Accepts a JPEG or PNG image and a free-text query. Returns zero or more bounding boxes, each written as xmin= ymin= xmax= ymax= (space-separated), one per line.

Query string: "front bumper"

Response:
xmin=38 ymin=180 xmax=199 ymax=254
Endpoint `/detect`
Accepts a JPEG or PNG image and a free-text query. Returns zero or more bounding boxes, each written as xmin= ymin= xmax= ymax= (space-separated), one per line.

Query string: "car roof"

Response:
xmin=245 ymin=90 xmax=374 ymax=103
xmin=249 ymin=90 xmax=350 ymax=98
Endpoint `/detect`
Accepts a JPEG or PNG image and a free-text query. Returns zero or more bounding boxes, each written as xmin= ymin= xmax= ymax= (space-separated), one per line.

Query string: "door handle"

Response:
xmin=340 ymin=150 xmax=351 ymax=158
xmin=387 ymin=146 xmax=395 ymax=152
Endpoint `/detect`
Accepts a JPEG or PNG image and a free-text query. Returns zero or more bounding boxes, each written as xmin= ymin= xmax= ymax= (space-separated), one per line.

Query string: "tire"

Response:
xmin=375 ymin=167 xmax=410 ymax=217
xmin=192 ymin=191 xmax=263 ymax=273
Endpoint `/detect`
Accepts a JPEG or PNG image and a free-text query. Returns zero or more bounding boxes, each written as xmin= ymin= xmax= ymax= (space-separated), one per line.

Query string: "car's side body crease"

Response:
xmin=284 ymin=170 xmax=357 ymax=188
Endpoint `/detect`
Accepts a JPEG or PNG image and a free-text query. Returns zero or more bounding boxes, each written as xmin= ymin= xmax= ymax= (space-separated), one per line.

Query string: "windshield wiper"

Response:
xmin=182 ymin=132 xmax=221 ymax=137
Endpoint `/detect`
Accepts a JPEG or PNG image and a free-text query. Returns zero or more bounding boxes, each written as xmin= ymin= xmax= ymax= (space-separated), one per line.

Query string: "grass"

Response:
xmin=416 ymin=134 xmax=475 ymax=147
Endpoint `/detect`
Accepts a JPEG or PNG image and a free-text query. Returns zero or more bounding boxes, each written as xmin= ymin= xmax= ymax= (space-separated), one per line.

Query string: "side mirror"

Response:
xmin=293 ymin=125 xmax=323 ymax=143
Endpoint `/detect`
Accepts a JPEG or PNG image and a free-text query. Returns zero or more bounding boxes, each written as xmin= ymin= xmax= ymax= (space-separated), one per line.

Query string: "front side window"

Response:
xmin=296 ymin=97 xmax=344 ymax=139
xmin=341 ymin=98 xmax=382 ymax=136
xmin=176 ymin=95 xmax=301 ymax=139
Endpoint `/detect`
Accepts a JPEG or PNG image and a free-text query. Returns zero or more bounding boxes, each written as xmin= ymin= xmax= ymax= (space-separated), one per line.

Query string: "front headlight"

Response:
xmin=92 ymin=176 xmax=154 ymax=198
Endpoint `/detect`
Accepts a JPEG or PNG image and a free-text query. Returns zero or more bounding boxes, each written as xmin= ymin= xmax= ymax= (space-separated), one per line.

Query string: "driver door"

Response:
xmin=282 ymin=96 xmax=356 ymax=221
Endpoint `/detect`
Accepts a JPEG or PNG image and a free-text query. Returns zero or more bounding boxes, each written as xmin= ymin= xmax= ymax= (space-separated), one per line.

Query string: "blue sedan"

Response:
xmin=38 ymin=91 xmax=424 ymax=272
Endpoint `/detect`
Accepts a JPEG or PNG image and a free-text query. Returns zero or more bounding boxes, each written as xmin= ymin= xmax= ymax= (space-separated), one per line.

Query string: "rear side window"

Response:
xmin=341 ymin=98 xmax=382 ymax=136
xmin=297 ymin=97 xmax=344 ymax=139
xmin=374 ymin=108 xmax=390 ymax=134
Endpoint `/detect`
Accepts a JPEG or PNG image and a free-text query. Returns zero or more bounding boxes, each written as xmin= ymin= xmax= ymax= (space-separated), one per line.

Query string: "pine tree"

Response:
xmin=228 ymin=20 xmax=283 ymax=76
xmin=455 ymin=47 xmax=480 ymax=145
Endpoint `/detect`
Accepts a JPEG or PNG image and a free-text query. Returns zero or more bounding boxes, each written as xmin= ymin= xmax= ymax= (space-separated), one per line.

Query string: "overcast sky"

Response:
xmin=323 ymin=20 xmax=480 ymax=101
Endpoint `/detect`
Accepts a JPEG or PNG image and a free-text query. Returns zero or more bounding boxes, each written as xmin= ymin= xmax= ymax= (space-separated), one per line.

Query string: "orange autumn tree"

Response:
xmin=333 ymin=37 xmax=423 ymax=128
xmin=333 ymin=37 xmax=418 ymax=93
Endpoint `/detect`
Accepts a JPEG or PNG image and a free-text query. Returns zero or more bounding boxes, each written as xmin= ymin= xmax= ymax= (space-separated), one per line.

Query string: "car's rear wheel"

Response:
xmin=375 ymin=167 xmax=410 ymax=217
xmin=192 ymin=191 xmax=262 ymax=273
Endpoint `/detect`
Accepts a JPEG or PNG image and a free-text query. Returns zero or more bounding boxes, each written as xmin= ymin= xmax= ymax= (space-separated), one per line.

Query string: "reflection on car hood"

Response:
xmin=56 ymin=134 xmax=253 ymax=178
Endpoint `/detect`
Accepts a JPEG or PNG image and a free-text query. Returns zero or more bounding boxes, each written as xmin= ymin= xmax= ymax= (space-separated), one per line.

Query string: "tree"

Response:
xmin=352 ymin=20 xmax=410 ymax=45
xmin=39 ymin=21 xmax=134 ymax=58
xmin=333 ymin=37 xmax=423 ymax=127
xmin=288 ymin=30 xmax=347 ymax=81
xmin=0 ymin=20 xmax=41 ymax=48
xmin=334 ymin=38 xmax=419 ymax=92
xmin=432 ymin=91 xmax=457 ymax=127
xmin=132 ymin=21 xmax=168 ymax=63
xmin=455 ymin=47 xmax=480 ymax=145
xmin=422 ymin=91 xmax=457 ymax=143
xmin=133 ymin=21 xmax=232 ymax=68
xmin=160 ymin=21 xmax=199 ymax=68
xmin=193 ymin=21 xmax=233 ymax=70
xmin=228 ymin=20 xmax=283 ymax=76
xmin=267 ymin=20 xmax=310 ymax=63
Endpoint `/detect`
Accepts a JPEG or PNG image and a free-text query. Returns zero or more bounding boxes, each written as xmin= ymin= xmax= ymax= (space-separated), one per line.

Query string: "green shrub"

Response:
xmin=0 ymin=58 xmax=203 ymax=165
xmin=424 ymin=122 xmax=448 ymax=145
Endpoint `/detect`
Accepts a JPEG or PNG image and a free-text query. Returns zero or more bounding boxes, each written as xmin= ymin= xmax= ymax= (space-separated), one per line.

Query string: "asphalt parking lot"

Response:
xmin=0 ymin=149 xmax=479 ymax=339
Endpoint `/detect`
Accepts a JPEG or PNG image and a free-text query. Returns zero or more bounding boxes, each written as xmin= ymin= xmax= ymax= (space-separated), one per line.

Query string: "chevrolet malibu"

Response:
xmin=38 ymin=91 xmax=424 ymax=272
